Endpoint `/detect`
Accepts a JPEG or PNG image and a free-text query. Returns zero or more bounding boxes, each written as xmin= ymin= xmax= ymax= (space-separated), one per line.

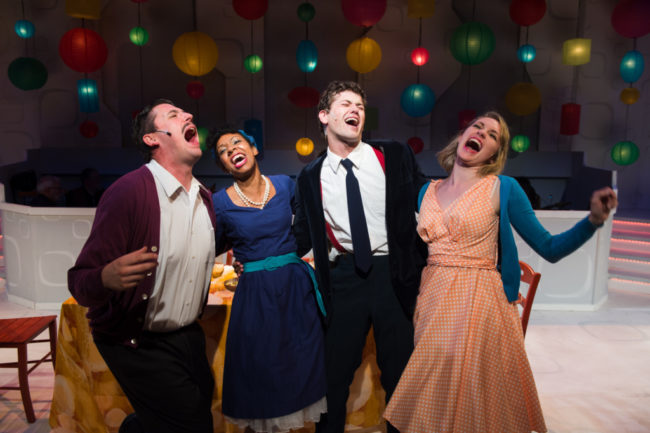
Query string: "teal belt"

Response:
xmin=243 ymin=252 xmax=326 ymax=317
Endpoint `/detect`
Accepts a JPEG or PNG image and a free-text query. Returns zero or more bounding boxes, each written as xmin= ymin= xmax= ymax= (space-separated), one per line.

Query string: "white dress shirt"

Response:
xmin=144 ymin=160 xmax=215 ymax=332
xmin=321 ymin=141 xmax=388 ymax=261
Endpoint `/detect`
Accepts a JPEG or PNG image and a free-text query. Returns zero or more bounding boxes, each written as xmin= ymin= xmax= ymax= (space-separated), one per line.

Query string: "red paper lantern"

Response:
xmin=509 ymin=0 xmax=546 ymax=27
xmin=411 ymin=47 xmax=429 ymax=66
xmin=407 ymin=137 xmax=424 ymax=154
xmin=611 ymin=0 xmax=650 ymax=39
xmin=342 ymin=0 xmax=386 ymax=27
xmin=233 ymin=0 xmax=268 ymax=20
xmin=59 ymin=28 xmax=108 ymax=73
xmin=560 ymin=103 xmax=581 ymax=135
xmin=458 ymin=109 xmax=476 ymax=130
xmin=186 ymin=81 xmax=205 ymax=99
xmin=80 ymin=120 xmax=99 ymax=138
xmin=288 ymin=86 xmax=320 ymax=108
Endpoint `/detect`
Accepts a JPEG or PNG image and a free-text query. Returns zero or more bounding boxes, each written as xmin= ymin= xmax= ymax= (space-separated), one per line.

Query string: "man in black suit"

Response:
xmin=293 ymin=81 xmax=428 ymax=433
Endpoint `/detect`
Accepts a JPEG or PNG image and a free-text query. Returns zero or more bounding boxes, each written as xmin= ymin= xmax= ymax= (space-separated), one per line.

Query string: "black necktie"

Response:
xmin=341 ymin=158 xmax=372 ymax=273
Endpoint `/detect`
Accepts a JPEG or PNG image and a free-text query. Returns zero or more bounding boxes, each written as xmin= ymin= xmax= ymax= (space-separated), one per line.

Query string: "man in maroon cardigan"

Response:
xmin=68 ymin=99 xmax=217 ymax=433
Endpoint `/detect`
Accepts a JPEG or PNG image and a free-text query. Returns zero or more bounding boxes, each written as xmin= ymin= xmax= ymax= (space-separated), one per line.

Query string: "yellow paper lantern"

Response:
xmin=562 ymin=38 xmax=591 ymax=66
xmin=296 ymin=137 xmax=314 ymax=156
xmin=346 ymin=37 xmax=382 ymax=74
xmin=408 ymin=0 xmax=435 ymax=18
xmin=620 ymin=87 xmax=640 ymax=105
xmin=172 ymin=31 xmax=218 ymax=77
xmin=66 ymin=0 xmax=101 ymax=19
xmin=505 ymin=82 xmax=542 ymax=116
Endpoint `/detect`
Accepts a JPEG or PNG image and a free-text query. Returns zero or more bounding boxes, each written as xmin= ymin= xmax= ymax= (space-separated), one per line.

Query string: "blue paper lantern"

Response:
xmin=15 ymin=20 xmax=35 ymax=38
xmin=400 ymin=84 xmax=435 ymax=117
xmin=517 ymin=44 xmax=536 ymax=63
xmin=620 ymin=50 xmax=644 ymax=84
xmin=77 ymin=78 xmax=99 ymax=113
xmin=244 ymin=118 xmax=264 ymax=159
xmin=296 ymin=40 xmax=318 ymax=73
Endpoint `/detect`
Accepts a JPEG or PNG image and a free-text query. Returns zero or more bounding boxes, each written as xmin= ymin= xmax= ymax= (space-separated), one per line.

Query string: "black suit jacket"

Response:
xmin=293 ymin=140 xmax=428 ymax=320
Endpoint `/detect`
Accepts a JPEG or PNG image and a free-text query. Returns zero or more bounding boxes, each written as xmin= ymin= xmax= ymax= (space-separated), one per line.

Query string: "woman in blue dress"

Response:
xmin=207 ymin=128 xmax=327 ymax=432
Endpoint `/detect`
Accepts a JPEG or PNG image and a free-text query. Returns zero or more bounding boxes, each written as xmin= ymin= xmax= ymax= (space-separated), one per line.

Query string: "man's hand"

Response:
xmin=588 ymin=187 xmax=618 ymax=226
xmin=101 ymin=246 xmax=158 ymax=291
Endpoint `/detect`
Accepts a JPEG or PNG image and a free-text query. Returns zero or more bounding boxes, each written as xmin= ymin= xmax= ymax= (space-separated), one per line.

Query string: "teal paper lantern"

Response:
xmin=517 ymin=44 xmax=536 ymax=63
xmin=297 ymin=2 xmax=315 ymax=22
xmin=129 ymin=26 xmax=149 ymax=46
xmin=510 ymin=135 xmax=530 ymax=153
xmin=296 ymin=40 xmax=318 ymax=73
xmin=8 ymin=57 xmax=48 ymax=90
xmin=77 ymin=78 xmax=99 ymax=113
xmin=611 ymin=140 xmax=639 ymax=166
xmin=15 ymin=20 xmax=35 ymax=38
xmin=450 ymin=22 xmax=495 ymax=65
xmin=620 ymin=50 xmax=644 ymax=84
xmin=400 ymin=84 xmax=436 ymax=117
xmin=244 ymin=54 xmax=263 ymax=73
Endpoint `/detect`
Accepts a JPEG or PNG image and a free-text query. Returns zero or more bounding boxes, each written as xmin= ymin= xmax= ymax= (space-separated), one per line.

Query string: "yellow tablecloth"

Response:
xmin=49 ymin=296 xmax=386 ymax=432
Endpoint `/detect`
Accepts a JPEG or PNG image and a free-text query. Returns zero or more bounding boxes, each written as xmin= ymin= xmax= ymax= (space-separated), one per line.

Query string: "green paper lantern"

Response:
xmin=450 ymin=22 xmax=495 ymax=65
xmin=198 ymin=127 xmax=209 ymax=151
xmin=611 ymin=140 xmax=639 ymax=166
xmin=510 ymin=135 xmax=530 ymax=153
xmin=8 ymin=57 xmax=48 ymax=90
xmin=244 ymin=54 xmax=263 ymax=73
xmin=297 ymin=2 xmax=315 ymax=22
xmin=129 ymin=26 xmax=149 ymax=46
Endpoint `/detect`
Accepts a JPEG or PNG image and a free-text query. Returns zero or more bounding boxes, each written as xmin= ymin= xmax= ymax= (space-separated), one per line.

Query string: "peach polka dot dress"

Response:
xmin=384 ymin=175 xmax=547 ymax=433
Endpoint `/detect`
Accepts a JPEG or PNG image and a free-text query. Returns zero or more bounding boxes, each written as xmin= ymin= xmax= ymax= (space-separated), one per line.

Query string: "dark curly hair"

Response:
xmin=317 ymin=81 xmax=367 ymax=135
xmin=206 ymin=127 xmax=256 ymax=172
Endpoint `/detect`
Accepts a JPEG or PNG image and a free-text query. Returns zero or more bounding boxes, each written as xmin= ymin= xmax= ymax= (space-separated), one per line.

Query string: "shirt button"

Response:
xmin=146 ymin=272 xmax=152 ymax=277
xmin=141 ymin=293 xmax=149 ymax=300
xmin=151 ymin=246 xmax=158 ymax=252
xmin=189 ymin=279 xmax=193 ymax=283
xmin=130 ymin=338 xmax=137 ymax=345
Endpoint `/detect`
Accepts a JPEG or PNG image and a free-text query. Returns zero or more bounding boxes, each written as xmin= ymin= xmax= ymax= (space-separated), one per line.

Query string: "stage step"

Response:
xmin=608 ymin=218 xmax=650 ymax=294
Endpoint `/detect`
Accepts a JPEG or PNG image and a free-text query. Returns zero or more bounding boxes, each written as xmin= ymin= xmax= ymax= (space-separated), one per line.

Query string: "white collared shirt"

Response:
xmin=321 ymin=141 xmax=388 ymax=260
xmin=144 ymin=159 xmax=215 ymax=332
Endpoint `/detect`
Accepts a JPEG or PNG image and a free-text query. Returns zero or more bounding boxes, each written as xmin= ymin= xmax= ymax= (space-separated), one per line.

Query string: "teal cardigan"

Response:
xmin=418 ymin=175 xmax=598 ymax=302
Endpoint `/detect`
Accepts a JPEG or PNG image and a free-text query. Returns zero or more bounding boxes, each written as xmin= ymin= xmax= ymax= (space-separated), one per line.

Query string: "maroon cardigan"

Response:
xmin=68 ymin=165 xmax=216 ymax=346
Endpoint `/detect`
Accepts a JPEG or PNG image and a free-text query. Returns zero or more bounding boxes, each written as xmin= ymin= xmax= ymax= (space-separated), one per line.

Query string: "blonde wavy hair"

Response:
xmin=436 ymin=111 xmax=511 ymax=177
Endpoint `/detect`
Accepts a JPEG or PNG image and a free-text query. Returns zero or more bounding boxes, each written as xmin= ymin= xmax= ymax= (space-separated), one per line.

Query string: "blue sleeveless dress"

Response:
xmin=212 ymin=175 xmax=326 ymax=422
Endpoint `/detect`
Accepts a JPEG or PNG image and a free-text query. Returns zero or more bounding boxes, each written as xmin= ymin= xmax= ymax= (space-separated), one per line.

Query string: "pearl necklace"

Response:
xmin=233 ymin=175 xmax=270 ymax=208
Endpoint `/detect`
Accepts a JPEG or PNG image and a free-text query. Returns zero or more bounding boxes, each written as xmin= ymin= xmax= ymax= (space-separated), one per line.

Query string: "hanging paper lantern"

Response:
xmin=296 ymin=40 xmax=318 ymax=73
xmin=233 ymin=0 xmax=268 ymax=20
xmin=8 ymin=57 xmax=48 ymax=90
xmin=458 ymin=109 xmax=476 ymax=129
xmin=620 ymin=87 xmax=640 ymax=105
xmin=297 ymin=2 xmax=316 ymax=22
xmin=620 ymin=50 xmax=644 ymax=83
xmin=296 ymin=137 xmax=314 ymax=156
xmin=562 ymin=38 xmax=591 ymax=66
xmin=411 ymin=47 xmax=429 ymax=66
xmin=560 ymin=103 xmax=581 ymax=135
xmin=611 ymin=0 xmax=650 ymax=39
xmin=186 ymin=81 xmax=205 ymax=99
xmin=510 ymin=135 xmax=530 ymax=152
xmin=288 ymin=86 xmax=320 ymax=108
xmin=517 ymin=44 xmax=536 ymax=63
xmin=66 ymin=0 xmax=101 ymax=19
xmin=14 ymin=20 xmax=35 ymax=38
xmin=172 ymin=31 xmax=218 ymax=77
xmin=509 ymin=0 xmax=546 ymax=26
xmin=244 ymin=54 xmax=263 ymax=73
xmin=505 ymin=82 xmax=541 ymax=116
xmin=407 ymin=137 xmax=424 ymax=154
xmin=198 ymin=127 xmax=209 ymax=151
xmin=342 ymin=0 xmax=387 ymax=27
xmin=401 ymin=84 xmax=435 ymax=117
xmin=80 ymin=120 xmax=99 ymax=138
xmin=129 ymin=26 xmax=149 ymax=46
xmin=450 ymin=22 xmax=495 ymax=65
xmin=244 ymin=118 xmax=264 ymax=157
xmin=59 ymin=28 xmax=108 ymax=73
xmin=611 ymin=140 xmax=639 ymax=166
xmin=346 ymin=37 xmax=382 ymax=73
xmin=408 ymin=0 xmax=435 ymax=19
xmin=77 ymin=78 xmax=99 ymax=113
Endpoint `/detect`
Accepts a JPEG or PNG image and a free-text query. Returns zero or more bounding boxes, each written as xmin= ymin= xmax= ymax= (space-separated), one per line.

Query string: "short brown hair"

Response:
xmin=131 ymin=98 xmax=175 ymax=162
xmin=317 ymin=81 xmax=367 ymax=134
xmin=436 ymin=111 xmax=511 ymax=177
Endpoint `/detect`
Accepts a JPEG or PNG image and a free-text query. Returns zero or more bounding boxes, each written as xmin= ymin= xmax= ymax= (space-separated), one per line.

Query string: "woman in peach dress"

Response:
xmin=383 ymin=112 xmax=617 ymax=433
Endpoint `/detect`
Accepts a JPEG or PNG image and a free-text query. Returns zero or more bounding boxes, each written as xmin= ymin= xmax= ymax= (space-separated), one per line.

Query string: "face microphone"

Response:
xmin=154 ymin=130 xmax=171 ymax=136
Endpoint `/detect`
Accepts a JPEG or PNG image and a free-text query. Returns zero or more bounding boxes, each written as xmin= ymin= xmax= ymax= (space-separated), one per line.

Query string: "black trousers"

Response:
xmin=95 ymin=321 xmax=214 ymax=433
xmin=316 ymin=254 xmax=414 ymax=433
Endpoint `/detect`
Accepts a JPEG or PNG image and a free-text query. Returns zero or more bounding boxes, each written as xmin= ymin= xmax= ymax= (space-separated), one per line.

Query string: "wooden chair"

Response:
xmin=0 ymin=315 xmax=57 ymax=423
xmin=517 ymin=261 xmax=541 ymax=336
